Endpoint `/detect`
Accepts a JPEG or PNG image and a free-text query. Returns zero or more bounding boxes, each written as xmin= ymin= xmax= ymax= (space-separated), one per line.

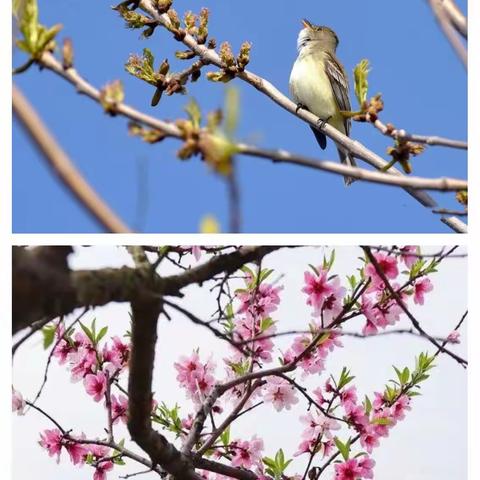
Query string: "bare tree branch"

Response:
xmin=443 ymin=0 xmax=468 ymax=38
xmin=128 ymin=294 xmax=201 ymax=479
xmin=34 ymin=53 xmax=466 ymax=194
xmin=12 ymin=246 xmax=281 ymax=331
xmin=427 ymin=0 xmax=467 ymax=67
xmin=12 ymin=85 xmax=133 ymax=233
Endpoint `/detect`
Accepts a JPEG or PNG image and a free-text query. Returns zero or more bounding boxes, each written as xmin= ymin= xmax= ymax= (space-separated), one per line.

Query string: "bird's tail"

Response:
xmin=337 ymin=146 xmax=356 ymax=186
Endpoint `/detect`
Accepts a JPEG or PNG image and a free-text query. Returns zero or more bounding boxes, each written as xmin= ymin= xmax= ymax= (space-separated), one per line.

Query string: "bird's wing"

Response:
xmin=324 ymin=52 xmax=351 ymax=136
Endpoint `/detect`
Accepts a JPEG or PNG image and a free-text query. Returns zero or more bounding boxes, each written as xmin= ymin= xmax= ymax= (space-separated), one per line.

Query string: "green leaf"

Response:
xmin=260 ymin=317 xmax=275 ymax=332
xmin=225 ymin=302 xmax=234 ymax=319
xmin=334 ymin=437 xmax=350 ymax=461
xmin=258 ymin=268 xmax=274 ymax=283
xmin=79 ymin=321 xmax=95 ymax=345
xmin=41 ymin=324 xmax=57 ymax=350
xmin=184 ymin=98 xmax=202 ymax=129
xmin=364 ymin=395 xmax=372 ymax=415
xmin=371 ymin=417 xmax=391 ymax=426
xmin=308 ymin=264 xmax=319 ymax=276
xmin=220 ymin=425 xmax=230 ymax=447
xmin=338 ymin=367 xmax=355 ymax=390
xmin=96 ymin=326 xmax=108 ymax=344
xmin=353 ymin=59 xmax=370 ymax=107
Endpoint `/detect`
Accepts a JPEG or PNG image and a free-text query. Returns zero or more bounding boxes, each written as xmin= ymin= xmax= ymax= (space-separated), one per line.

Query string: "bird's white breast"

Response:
xmin=289 ymin=53 xmax=337 ymax=120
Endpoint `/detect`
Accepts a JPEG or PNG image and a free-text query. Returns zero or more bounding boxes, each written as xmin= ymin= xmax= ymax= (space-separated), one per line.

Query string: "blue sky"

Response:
xmin=13 ymin=0 xmax=467 ymax=233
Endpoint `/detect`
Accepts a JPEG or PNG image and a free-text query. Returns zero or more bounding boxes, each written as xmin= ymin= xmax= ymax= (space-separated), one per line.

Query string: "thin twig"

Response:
xmin=362 ymin=247 xmax=467 ymax=367
xmin=370 ymin=116 xmax=467 ymax=149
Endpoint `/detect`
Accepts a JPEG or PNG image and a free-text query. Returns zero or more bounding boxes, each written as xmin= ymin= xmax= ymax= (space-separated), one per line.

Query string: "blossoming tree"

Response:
xmin=12 ymin=246 xmax=467 ymax=479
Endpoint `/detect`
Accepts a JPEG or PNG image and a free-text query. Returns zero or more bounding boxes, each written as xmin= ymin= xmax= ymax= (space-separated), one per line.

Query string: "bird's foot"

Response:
xmin=317 ymin=116 xmax=332 ymax=130
xmin=295 ymin=103 xmax=308 ymax=114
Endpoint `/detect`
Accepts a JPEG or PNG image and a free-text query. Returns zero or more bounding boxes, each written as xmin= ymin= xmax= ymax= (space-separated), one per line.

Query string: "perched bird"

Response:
xmin=289 ymin=20 xmax=356 ymax=185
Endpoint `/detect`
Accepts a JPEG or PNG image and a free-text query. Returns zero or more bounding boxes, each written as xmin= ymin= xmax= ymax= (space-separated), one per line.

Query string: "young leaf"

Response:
xmin=334 ymin=437 xmax=350 ymax=461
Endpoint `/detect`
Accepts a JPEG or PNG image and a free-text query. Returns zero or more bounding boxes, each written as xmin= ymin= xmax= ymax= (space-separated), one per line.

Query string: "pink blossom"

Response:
xmin=344 ymin=402 xmax=368 ymax=428
xmin=358 ymin=456 xmax=375 ymax=479
xmin=365 ymin=253 xmax=399 ymax=291
xmin=312 ymin=387 xmax=326 ymax=405
xmin=372 ymin=392 xmax=386 ymax=410
xmin=361 ymin=296 xmax=378 ymax=335
xmin=110 ymin=394 xmax=128 ymax=424
xmin=181 ymin=414 xmax=194 ymax=430
xmin=413 ymin=278 xmax=433 ymax=305
xmin=230 ymin=435 xmax=264 ymax=469
xmin=294 ymin=438 xmax=333 ymax=457
xmin=371 ymin=409 xmax=393 ymax=437
xmin=174 ymin=351 xmax=216 ymax=404
xmin=52 ymin=338 xmax=74 ymax=365
xmin=302 ymin=268 xmax=337 ymax=314
xmin=94 ymin=461 xmax=114 ymax=480
xmin=231 ymin=314 xmax=275 ymax=362
xmin=334 ymin=458 xmax=363 ymax=480
xmin=89 ymin=444 xmax=110 ymax=458
xmin=315 ymin=276 xmax=346 ymax=325
xmin=192 ymin=246 xmax=202 ymax=261
xmin=447 ymin=330 xmax=460 ymax=344
xmin=39 ymin=428 xmax=63 ymax=462
xmin=285 ymin=332 xmax=340 ymax=376
xmin=262 ymin=376 xmax=299 ymax=411
xmin=300 ymin=410 xmax=340 ymax=440
xmin=400 ymin=246 xmax=418 ymax=269
xmin=391 ymin=394 xmax=411 ymax=421
xmin=84 ymin=371 xmax=107 ymax=402
xmin=237 ymin=282 xmax=283 ymax=319
xmin=340 ymin=386 xmax=358 ymax=407
xmin=64 ymin=438 xmax=88 ymax=465
xmin=374 ymin=301 xmax=402 ymax=328
xmin=360 ymin=425 xmax=380 ymax=453
xmin=12 ymin=387 xmax=25 ymax=415
xmin=69 ymin=343 xmax=97 ymax=382
xmin=103 ymin=336 xmax=130 ymax=370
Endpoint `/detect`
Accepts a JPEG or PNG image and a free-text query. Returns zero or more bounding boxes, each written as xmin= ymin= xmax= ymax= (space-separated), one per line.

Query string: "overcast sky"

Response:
xmin=12 ymin=246 xmax=467 ymax=480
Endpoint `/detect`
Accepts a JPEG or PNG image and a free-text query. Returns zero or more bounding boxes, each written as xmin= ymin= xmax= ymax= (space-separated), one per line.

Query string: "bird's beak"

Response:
xmin=302 ymin=18 xmax=313 ymax=29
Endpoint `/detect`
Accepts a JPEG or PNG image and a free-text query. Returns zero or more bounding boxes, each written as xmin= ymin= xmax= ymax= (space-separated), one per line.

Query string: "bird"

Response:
xmin=289 ymin=19 xmax=356 ymax=185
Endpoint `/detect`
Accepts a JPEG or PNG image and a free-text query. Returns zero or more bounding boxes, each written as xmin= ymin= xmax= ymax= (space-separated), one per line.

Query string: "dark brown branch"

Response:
xmin=128 ymin=294 xmax=201 ymax=479
xmin=12 ymin=246 xmax=281 ymax=331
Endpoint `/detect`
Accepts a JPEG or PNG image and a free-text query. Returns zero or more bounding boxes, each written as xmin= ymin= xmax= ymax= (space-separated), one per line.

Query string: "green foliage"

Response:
xmin=41 ymin=323 xmax=57 ymax=349
xmin=79 ymin=318 xmax=108 ymax=347
xmin=15 ymin=0 xmax=62 ymax=60
xmin=262 ymin=449 xmax=292 ymax=480
xmin=220 ymin=425 xmax=231 ymax=447
xmin=353 ymin=59 xmax=370 ymax=107
xmin=184 ymin=98 xmax=202 ymax=130
xmin=333 ymin=437 xmax=351 ymax=461
xmin=322 ymin=249 xmax=336 ymax=271
xmin=152 ymin=402 xmax=184 ymax=436
xmin=125 ymin=48 xmax=159 ymax=86
xmin=385 ymin=352 xmax=436 ymax=403
xmin=337 ymin=367 xmax=355 ymax=390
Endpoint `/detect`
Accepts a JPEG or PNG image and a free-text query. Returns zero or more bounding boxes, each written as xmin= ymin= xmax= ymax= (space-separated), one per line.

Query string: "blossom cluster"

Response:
xmin=39 ymin=428 xmax=114 ymax=480
xmin=32 ymin=320 xmax=130 ymax=480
